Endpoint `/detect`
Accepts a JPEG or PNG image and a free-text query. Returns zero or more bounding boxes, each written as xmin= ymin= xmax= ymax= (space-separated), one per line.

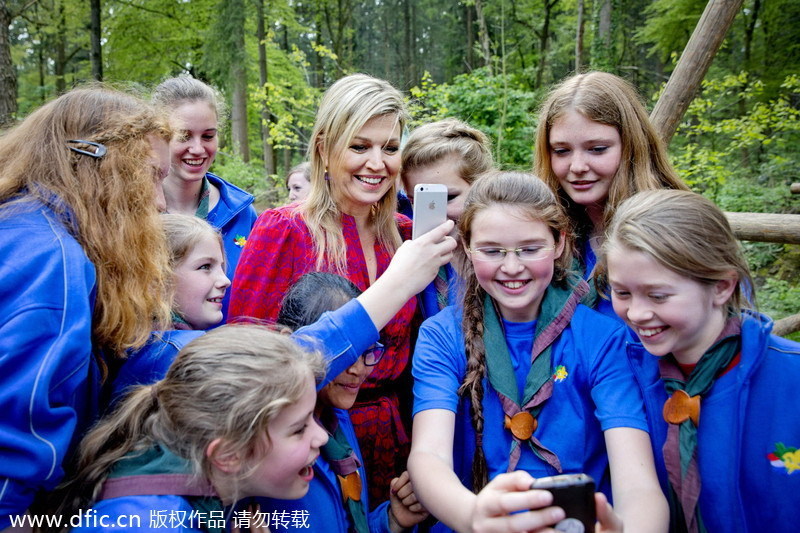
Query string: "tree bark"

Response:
xmin=90 ymin=0 xmax=102 ymax=81
xmin=0 ymin=1 xmax=16 ymax=127
xmin=774 ymin=313 xmax=800 ymax=338
xmin=535 ymin=0 xmax=559 ymax=88
xmin=474 ymin=0 xmax=492 ymax=74
xmin=575 ymin=0 xmax=585 ymax=71
xmin=650 ymin=0 xmax=746 ymax=145
xmin=256 ymin=0 xmax=274 ymax=177
xmin=229 ymin=0 xmax=249 ymax=162
xmin=725 ymin=212 xmax=800 ymax=245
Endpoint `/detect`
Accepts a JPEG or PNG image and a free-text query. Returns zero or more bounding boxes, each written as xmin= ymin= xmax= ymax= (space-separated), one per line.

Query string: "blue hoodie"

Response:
xmin=627 ymin=311 xmax=800 ymax=532
xmin=204 ymin=173 xmax=257 ymax=321
xmin=0 ymin=198 xmax=102 ymax=528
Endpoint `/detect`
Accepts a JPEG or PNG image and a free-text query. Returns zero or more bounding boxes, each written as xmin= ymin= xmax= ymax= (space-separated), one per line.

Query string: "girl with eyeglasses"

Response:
xmin=253 ymin=272 xmax=429 ymax=533
xmin=408 ymin=171 xmax=666 ymax=532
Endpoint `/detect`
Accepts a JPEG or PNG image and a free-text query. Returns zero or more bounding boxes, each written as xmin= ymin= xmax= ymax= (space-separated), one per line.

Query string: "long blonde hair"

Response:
xmin=533 ymin=71 xmax=688 ymax=238
xmin=54 ymin=325 xmax=325 ymax=520
xmin=456 ymin=171 xmax=573 ymax=491
xmin=0 ymin=86 xmax=172 ymax=355
xmin=301 ymin=73 xmax=409 ymax=272
xmin=596 ymin=189 xmax=754 ymax=316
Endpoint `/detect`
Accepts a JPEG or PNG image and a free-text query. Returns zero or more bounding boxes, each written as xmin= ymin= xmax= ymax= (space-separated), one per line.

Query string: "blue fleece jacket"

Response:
xmin=204 ymin=173 xmax=257 ymax=321
xmin=627 ymin=311 xmax=800 ymax=532
xmin=0 ymin=198 xmax=102 ymax=528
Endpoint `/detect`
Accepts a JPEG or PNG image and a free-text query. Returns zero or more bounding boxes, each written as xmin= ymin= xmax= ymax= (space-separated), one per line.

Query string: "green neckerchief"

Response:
xmin=659 ymin=323 xmax=741 ymax=533
xmin=320 ymin=422 xmax=368 ymax=533
xmin=171 ymin=310 xmax=192 ymax=330
xmin=195 ymin=176 xmax=210 ymax=219
xmin=107 ymin=443 xmax=224 ymax=533
xmin=435 ymin=265 xmax=449 ymax=311
xmin=482 ymin=274 xmax=587 ymax=471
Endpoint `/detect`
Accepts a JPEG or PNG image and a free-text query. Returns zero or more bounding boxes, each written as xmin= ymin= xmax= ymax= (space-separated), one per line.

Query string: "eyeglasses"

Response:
xmin=66 ymin=139 xmax=107 ymax=159
xmin=362 ymin=342 xmax=385 ymax=366
xmin=468 ymin=245 xmax=555 ymax=263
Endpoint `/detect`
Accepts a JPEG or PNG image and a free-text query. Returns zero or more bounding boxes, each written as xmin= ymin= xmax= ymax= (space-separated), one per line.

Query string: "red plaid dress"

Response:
xmin=229 ymin=205 xmax=416 ymax=508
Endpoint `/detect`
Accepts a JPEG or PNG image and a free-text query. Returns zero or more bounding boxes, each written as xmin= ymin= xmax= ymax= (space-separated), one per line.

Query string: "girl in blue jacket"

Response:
xmin=152 ymin=75 xmax=258 ymax=321
xmin=0 ymin=87 xmax=173 ymax=529
xmin=112 ymin=214 xmax=230 ymax=401
xmin=597 ymin=189 xmax=800 ymax=533
xmin=55 ymin=325 xmax=328 ymax=532
xmin=256 ymin=272 xmax=428 ymax=533
xmin=408 ymin=171 xmax=667 ymax=533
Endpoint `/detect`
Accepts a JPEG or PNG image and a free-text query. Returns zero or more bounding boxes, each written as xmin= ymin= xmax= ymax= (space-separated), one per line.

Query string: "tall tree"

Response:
xmin=89 ymin=0 xmax=101 ymax=80
xmin=256 ymin=0 xmax=274 ymax=175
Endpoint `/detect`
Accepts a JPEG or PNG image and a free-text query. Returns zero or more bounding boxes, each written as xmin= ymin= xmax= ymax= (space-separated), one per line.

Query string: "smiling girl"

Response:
xmin=408 ymin=171 xmax=667 ymax=533
xmin=255 ymin=272 xmax=428 ymax=533
xmin=54 ymin=325 xmax=328 ymax=532
xmin=597 ymin=189 xmax=800 ymax=533
xmin=230 ymin=74 xmax=427 ymax=507
xmin=152 ymin=76 xmax=257 ymax=321
xmin=534 ymin=72 xmax=688 ymax=316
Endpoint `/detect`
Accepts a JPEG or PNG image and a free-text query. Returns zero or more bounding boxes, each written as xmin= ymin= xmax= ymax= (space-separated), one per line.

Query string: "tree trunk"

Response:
xmin=229 ymin=0 xmax=249 ymax=162
xmin=90 ymin=0 xmax=102 ymax=81
xmin=54 ymin=0 xmax=66 ymax=94
xmin=465 ymin=2 xmax=474 ymax=71
xmin=0 ymin=2 xmax=16 ymax=127
xmin=650 ymin=0 xmax=746 ymax=145
xmin=535 ymin=0 xmax=558 ymax=88
xmin=725 ymin=212 xmax=800 ymax=245
xmin=474 ymin=0 xmax=492 ymax=74
xmin=256 ymin=0 xmax=274 ymax=177
xmin=575 ymin=0 xmax=585 ymax=71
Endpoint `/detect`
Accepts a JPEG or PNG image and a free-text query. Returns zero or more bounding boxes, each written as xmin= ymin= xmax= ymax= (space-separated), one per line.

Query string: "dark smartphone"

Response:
xmin=530 ymin=473 xmax=596 ymax=533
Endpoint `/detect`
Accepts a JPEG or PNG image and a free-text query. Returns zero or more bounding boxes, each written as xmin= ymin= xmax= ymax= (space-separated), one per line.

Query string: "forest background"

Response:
xmin=2 ymin=0 xmax=798 ymax=333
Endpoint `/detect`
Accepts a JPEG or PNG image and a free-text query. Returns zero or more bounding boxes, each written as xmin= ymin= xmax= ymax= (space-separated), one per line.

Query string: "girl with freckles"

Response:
xmin=230 ymin=73 xmax=444 ymax=508
xmin=533 ymin=71 xmax=688 ymax=317
xmin=596 ymin=189 xmax=800 ymax=533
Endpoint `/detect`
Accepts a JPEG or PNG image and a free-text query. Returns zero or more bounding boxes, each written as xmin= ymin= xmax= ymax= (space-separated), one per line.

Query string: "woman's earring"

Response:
xmin=324 ymin=169 xmax=330 ymax=181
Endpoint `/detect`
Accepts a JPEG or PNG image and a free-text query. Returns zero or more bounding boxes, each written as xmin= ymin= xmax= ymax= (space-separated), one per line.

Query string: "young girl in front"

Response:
xmin=256 ymin=272 xmax=428 ymax=532
xmin=401 ymin=118 xmax=494 ymax=318
xmin=112 ymin=214 xmax=229 ymax=399
xmin=533 ymin=71 xmax=688 ymax=316
xmin=597 ymin=189 xmax=800 ymax=533
xmin=408 ymin=171 xmax=666 ymax=533
xmin=55 ymin=325 xmax=328 ymax=532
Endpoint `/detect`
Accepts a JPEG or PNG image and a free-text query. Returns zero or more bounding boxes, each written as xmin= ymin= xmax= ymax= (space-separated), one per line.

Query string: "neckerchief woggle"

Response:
xmin=320 ymin=418 xmax=369 ymax=533
xmin=483 ymin=273 xmax=588 ymax=472
xmin=659 ymin=317 xmax=741 ymax=533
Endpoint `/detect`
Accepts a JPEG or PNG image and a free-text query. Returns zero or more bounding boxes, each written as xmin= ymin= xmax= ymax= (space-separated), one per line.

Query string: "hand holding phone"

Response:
xmin=412 ymin=184 xmax=448 ymax=240
xmin=530 ymin=474 xmax=596 ymax=533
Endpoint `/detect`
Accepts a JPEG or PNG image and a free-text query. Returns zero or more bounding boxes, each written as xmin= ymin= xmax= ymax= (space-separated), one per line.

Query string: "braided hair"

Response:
xmin=455 ymin=171 xmax=573 ymax=491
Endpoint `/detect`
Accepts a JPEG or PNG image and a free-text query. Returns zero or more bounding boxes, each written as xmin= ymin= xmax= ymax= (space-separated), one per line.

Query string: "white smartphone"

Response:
xmin=412 ymin=183 xmax=448 ymax=239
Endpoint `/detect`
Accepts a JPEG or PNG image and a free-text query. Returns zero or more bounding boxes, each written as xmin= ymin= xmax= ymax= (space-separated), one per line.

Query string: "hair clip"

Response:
xmin=66 ymin=139 xmax=107 ymax=159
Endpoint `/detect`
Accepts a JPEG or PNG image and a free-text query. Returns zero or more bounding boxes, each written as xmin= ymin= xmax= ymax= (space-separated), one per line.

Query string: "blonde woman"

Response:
xmin=230 ymin=73 xmax=443 ymax=507
xmin=0 ymin=87 xmax=172 ymax=527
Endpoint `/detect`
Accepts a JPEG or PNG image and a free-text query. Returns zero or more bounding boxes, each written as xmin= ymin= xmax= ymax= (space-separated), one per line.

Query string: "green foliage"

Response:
xmin=671 ymin=73 xmax=800 ymax=200
xmin=408 ymin=68 xmax=538 ymax=168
